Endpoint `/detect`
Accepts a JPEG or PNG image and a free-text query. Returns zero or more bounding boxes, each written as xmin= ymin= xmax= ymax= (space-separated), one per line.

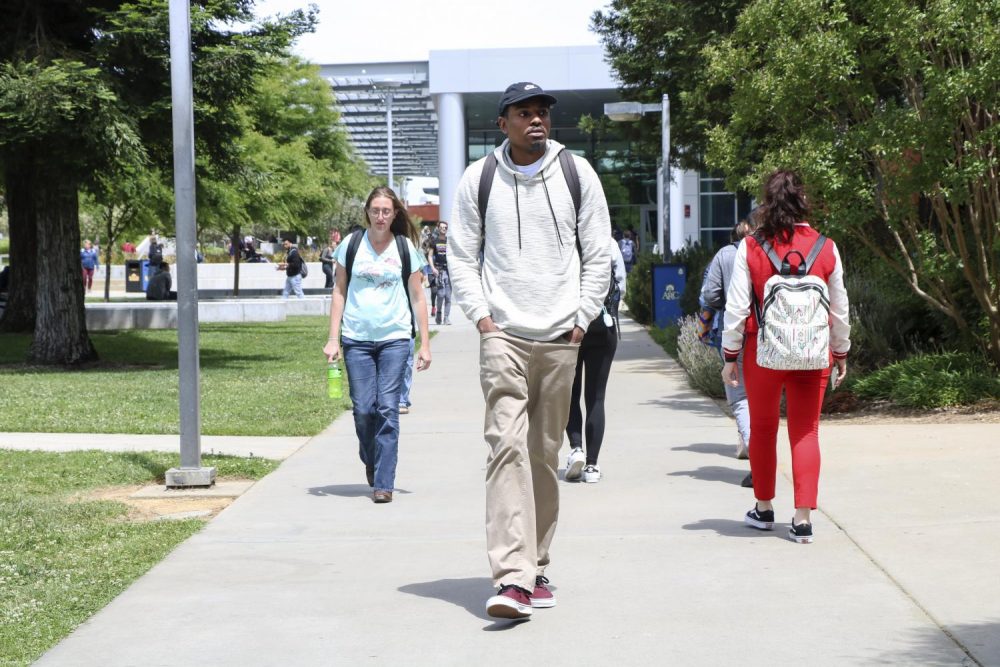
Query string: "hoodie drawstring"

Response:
xmin=540 ymin=172 xmax=565 ymax=258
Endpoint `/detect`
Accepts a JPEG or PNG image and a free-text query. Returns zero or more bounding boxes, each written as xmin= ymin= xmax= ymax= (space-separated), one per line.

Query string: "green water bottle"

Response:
xmin=327 ymin=362 xmax=342 ymax=399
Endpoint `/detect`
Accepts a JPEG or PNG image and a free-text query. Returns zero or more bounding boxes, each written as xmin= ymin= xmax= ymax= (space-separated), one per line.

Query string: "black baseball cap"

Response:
xmin=497 ymin=82 xmax=558 ymax=117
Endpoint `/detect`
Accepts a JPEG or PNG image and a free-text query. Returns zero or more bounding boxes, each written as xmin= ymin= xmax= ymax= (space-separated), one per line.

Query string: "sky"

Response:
xmin=251 ymin=0 xmax=610 ymax=64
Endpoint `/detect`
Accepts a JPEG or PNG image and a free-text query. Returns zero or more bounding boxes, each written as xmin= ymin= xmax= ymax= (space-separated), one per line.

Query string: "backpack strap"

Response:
xmin=395 ymin=234 xmax=416 ymax=339
xmin=477 ymin=149 xmax=583 ymax=256
xmin=478 ymin=153 xmax=499 ymax=242
xmin=801 ymin=235 xmax=828 ymax=275
xmin=343 ymin=230 xmax=365 ymax=292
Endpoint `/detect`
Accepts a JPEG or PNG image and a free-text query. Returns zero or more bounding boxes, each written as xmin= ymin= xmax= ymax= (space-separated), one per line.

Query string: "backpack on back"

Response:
xmin=752 ymin=235 xmax=830 ymax=370
xmin=620 ymin=238 xmax=635 ymax=263
xmin=298 ymin=251 xmax=308 ymax=278
xmin=343 ymin=231 xmax=415 ymax=338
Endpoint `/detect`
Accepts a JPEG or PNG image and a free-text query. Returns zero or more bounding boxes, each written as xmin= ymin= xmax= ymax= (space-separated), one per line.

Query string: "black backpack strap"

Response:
xmin=478 ymin=153 xmax=499 ymax=237
xmin=801 ymin=235 xmax=828 ymax=275
xmin=758 ymin=239 xmax=785 ymax=274
xmin=344 ymin=230 xmax=364 ymax=293
xmin=557 ymin=149 xmax=582 ymax=218
xmin=395 ymin=234 xmax=416 ymax=339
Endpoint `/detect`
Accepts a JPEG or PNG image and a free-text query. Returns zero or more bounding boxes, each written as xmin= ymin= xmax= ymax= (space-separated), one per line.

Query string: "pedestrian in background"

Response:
xmin=278 ymin=239 xmax=305 ymax=299
xmin=428 ymin=221 xmax=451 ymax=325
xmin=564 ymin=235 xmax=626 ymax=484
xmin=722 ymin=170 xmax=850 ymax=544
xmin=700 ymin=215 xmax=757 ymax=488
xmin=80 ymin=239 xmax=99 ymax=294
xmin=449 ymin=81 xmax=611 ymax=620
xmin=324 ymin=186 xmax=431 ymax=504
xmin=321 ymin=242 xmax=336 ymax=289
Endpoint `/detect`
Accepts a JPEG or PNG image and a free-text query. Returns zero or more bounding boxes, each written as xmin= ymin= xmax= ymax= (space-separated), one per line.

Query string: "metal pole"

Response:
xmin=386 ymin=90 xmax=394 ymax=190
xmin=661 ymin=93 xmax=670 ymax=257
xmin=165 ymin=0 xmax=215 ymax=488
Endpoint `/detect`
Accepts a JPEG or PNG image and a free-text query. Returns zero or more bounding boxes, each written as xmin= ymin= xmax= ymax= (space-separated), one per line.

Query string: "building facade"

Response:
xmin=321 ymin=46 xmax=749 ymax=252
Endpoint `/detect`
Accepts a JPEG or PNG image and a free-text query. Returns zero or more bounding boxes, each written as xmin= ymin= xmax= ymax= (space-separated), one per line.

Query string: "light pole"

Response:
xmin=373 ymin=80 xmax=402 ymax=190
xmin=604 ymin=95 xmax=670 ymax=256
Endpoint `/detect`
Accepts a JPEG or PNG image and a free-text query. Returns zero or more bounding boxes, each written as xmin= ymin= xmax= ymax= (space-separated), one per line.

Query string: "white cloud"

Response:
xmin=252 ymin=0 xmax=609 ymax=64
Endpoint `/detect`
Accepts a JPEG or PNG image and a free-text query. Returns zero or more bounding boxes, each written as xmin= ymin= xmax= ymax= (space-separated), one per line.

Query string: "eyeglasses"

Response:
xmin=367 ymin=207 xmax=394 ymax=219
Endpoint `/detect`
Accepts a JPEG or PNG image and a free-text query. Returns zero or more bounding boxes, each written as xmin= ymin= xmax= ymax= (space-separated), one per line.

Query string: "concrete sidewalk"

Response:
xmin=34 ymin=316 xmax=1000 ymax=666
xmin=0 ymin=433 xmax=308 ymax=460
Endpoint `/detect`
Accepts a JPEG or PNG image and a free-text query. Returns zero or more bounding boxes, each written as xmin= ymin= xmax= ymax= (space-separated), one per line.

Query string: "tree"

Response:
xmin=591 ymin=0 xmax=751 ymax=170
xmin=704 ymin=0 xmax=1000 ymax=366
xmin=0 ymin=0 xmax=315 ymax=364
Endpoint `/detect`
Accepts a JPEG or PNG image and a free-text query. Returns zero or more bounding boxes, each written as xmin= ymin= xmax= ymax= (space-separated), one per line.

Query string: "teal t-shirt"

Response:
xmin=335 ymin=231 xmax=426 ymax=341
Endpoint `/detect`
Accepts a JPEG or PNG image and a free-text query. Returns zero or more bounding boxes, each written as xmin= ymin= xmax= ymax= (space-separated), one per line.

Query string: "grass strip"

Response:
xmin=0 ymin=316 xmax=348 ymax=436
xmin=0 ymin=449 xmax=279 ymax=666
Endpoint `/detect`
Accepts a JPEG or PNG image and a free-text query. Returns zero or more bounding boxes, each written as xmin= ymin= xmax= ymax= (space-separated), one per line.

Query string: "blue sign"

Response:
xmin=652 ymin=263 xmax=686 ymax=328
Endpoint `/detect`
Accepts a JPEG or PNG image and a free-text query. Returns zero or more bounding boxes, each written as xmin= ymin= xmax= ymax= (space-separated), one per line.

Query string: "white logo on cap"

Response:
xmin=524 ymin=84 xmax=537 ymax=90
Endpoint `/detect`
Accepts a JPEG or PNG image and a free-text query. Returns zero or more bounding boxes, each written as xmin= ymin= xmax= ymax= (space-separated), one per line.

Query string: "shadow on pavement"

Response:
xmin=672 ymin=442 xmax=736 ymax=458
xmin=668 ymin=465 xmax=746 ymax=485
xmin=682 ymin=518 xmax=786 ymax=539
xmin=399 ymin=577 xmax=494 ymax=621
xmin=876 ymin=618 xmax=1000 ymax=666
xmin=306 ymin=484 xmax=413 ymax=498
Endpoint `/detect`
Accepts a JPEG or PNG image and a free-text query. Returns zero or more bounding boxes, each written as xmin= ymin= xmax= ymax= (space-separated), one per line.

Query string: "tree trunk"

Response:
xmin=232 ymin=223 xmax=241 ymax=297
xmin=28 ymin=176 xmax=97 ymax=365
xmin=0 ymin=158 xmax=38 ymax=333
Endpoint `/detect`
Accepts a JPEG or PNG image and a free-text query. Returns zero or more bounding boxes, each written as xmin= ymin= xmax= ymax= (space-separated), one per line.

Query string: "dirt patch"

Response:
xmin=80 ymin=485 xmax=236 ymax=522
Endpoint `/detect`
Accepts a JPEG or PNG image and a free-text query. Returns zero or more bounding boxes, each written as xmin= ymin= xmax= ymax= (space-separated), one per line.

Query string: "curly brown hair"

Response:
xmin=756 ymin=170 xmax=810 ymax=243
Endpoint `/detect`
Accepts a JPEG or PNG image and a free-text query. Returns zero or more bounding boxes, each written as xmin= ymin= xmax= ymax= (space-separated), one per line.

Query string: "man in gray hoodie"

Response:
xmin=449 ymin=82 xmax=611 ymax=620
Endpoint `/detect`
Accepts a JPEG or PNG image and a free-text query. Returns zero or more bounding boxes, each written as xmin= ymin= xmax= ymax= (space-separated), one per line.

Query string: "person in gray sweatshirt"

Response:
xmin=449 ymin=82 xmax=611 ymax=621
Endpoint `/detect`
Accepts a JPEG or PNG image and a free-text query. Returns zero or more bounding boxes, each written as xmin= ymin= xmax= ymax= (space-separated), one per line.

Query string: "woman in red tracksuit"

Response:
xmin=721 ymin=170 xmax=851 ymax=544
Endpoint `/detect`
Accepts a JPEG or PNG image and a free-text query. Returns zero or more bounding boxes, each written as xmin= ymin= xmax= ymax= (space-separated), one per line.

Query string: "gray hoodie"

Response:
xmin=449 ymin=139 xmax=611 ymax=341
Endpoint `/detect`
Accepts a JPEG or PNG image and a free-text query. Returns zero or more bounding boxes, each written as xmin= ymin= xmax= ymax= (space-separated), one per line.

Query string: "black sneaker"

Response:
xmin=789 ymin=520 xmax=814 ymax=544
xmin=741 ymin=472 xmax=753 ymax=488
xmin=745 ymin=505 xmax=774 ymax=530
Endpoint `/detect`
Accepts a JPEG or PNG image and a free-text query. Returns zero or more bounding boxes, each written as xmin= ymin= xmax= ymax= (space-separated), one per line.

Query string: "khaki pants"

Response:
xmin=480 ymin=330 xmax=578 ymax=590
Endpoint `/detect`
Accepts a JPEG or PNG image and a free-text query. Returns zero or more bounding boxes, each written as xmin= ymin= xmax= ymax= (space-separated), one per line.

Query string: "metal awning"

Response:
xmin=321 ymin=63 xmax=438 ymax=179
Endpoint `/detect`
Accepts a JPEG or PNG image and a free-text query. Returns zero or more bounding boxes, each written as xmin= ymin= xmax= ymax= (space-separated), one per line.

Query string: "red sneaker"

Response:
xmin=531 ymin=575 xmax=556 ymax=608
xmin=486 ymin=584 xmax=532 ymax=620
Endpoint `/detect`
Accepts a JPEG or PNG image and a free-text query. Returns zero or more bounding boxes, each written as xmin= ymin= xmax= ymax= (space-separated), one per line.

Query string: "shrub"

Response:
xmin=676 ymin=315 xmax=725 ymax=398
xmin=852 ymin=352 xmax=1000 ymax=408
xmin=624 ymin=252 xmax=657 ymax=325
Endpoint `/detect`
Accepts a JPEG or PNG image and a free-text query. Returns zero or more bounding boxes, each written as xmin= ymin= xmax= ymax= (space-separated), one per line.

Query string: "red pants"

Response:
xmin=82 ymin=268 xmax=95 ymax=291
xmin=743 ymin=336 xmax=831 ymax=509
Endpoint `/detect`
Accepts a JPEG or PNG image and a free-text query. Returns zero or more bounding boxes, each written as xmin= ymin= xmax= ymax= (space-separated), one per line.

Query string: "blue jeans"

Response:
xmin=400 ymin=338 xmax=414 ymax=408
xmin=342 ymin=337 xmax=410 ymax=492
xmin=282 ymin=274 xmax=304 ymax=298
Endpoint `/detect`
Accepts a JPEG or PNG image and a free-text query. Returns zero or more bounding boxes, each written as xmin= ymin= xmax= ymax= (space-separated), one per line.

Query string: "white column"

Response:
xmin=670 ymin=167 xmax=685 ymax=252
xmin=436 ymin=92 xmax=465 ymax=222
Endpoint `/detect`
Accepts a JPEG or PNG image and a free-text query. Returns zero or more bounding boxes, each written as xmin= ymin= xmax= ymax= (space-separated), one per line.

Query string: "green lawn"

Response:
xmin=0 ymin=449 xmax=279 ymax=666
xmin=0 ymin=316 xmax=348 ymax=436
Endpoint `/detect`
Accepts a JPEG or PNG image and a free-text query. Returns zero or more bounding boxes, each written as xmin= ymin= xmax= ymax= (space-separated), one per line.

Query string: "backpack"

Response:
xmin=752 ymin=235 xmax=831 ymax=370
xmin=343 ymin=231 xmax=415 ymax=338
xmin=298 ymin=253 xmax=308 ymax=278
xmin=620 ymin=238 xmax=635 ymax=263
xmin=477 ymin=149 xmax=582 ymax=247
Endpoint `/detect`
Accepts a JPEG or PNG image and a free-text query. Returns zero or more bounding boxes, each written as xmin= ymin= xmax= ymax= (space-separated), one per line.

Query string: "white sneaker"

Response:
xmin=583 ymin=464 xmax=602 ymax=483
xmin=735 ymin=434 xmax=749 ymax=460
xmin=565 ymin=448 xmax=585 ymax=481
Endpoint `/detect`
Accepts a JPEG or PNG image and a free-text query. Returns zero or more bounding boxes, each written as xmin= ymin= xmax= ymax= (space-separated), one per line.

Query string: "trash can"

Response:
xmin=651 ymin=263 xmax=686 ymax=328
xmin=124 ymin=259 xmax=151 ymax=292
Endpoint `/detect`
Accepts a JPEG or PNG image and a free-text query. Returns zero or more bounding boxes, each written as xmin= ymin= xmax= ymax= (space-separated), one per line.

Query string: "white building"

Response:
xmin=321 ymin=46 xmax=750 ymax=252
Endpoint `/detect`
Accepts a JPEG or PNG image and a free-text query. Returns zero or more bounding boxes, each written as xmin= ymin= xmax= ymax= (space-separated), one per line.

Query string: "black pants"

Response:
xmin=565 ymin=321 xmax=618 ymax=465
xmin=323 ymin=265 xmax=334 ymax=289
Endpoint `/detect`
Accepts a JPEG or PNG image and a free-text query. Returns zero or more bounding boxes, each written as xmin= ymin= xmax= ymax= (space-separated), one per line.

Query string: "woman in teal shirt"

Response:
xmin=323 ymin=187 xmax=431 ymax=503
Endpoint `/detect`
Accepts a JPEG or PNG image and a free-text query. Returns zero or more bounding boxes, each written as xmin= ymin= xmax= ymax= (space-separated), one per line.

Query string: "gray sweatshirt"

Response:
xmin=449 ymin=139 xmax=611 ymax=341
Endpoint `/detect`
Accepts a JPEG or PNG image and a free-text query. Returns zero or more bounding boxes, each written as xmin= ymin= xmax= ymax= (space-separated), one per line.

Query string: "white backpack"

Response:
xmin=753 ymin=235 xmax=831 ymax=370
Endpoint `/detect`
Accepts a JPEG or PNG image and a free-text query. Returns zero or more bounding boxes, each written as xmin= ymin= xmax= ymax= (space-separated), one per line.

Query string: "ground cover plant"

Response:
xmin=0 ymin=316 xmax=346 ymax=436
xmin=851 ymin=352 xmax=1000 ymax=409
xmin=676 ymin=315 xmax=726 ymax=399
xmin=0 ymin=449 xmax=278 ymax=666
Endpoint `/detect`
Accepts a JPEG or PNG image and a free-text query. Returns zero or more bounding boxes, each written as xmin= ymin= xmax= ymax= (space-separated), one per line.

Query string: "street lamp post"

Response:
xmin=604 ymin=95 xmax=671 ymax=256
xmin=373 ymin=80 xmax=402 ymax=190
